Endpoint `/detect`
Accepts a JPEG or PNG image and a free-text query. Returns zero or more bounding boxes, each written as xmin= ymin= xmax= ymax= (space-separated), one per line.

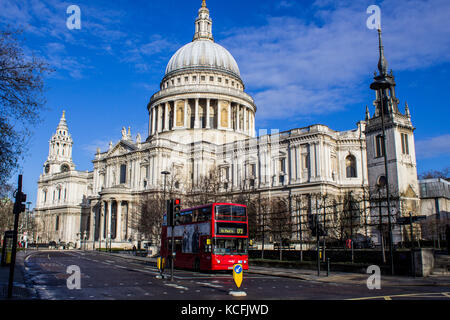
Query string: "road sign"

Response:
xmin=232 ymin=264 xmax=243 ymax=289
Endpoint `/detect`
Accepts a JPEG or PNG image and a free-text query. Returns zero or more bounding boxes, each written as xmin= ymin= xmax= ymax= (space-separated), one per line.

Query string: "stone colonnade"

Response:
xmin=89 ymin=199 xmax=132 ymax=247
xmin=149 ymin=98 xmax=255 ymax=136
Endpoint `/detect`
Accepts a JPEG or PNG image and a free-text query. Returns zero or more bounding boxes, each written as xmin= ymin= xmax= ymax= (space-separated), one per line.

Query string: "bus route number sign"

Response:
xmin=218 ymin=227 xmax=244 ymax=235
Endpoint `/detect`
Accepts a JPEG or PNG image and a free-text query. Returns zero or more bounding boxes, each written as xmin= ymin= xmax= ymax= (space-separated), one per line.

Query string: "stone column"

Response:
xmin=236 ymin=105 xmax=240 ymax=132
xmin=158 ymin=105 xmax=163 ymax=133
xmin=172 ymin=101 xmax=176 ymax=129
xmin=228 ymin=102 xmax=232 ymax=130
xmin=316 ymin=141 xmax=321 ymax=179
xmin=184 ymin=99 xmax=188 ymax=128
xmin=294 ymin=146 xmax=299 ymax=182
xmin=164 ymin=102 xmax=169 ymax=131
xmin=107 ymin=200 xmax=112 ymax=241
xmin=217 ymin=101 xmax=222 ymax=129
xmin=194 ymin=98 xmax=199 ymax=128
xmin=151 ymin=107 xmax=155 ymax=135
xmin=89 ymin=205 xmax=96 ymax=244
xmin=206 ymin=98 xmax=211 ymax=128
xmin=244 ymin=106 xmax=247 ymax=134
xmin=117 ymin=200 xmax=122 ymax=241
xmin=100 ymin=201 xmax=106 ymax=242
xmin=310 ymin=143 xmax=317 ymax=179
xmin=289 ymin=143 xmax=295 ymax=184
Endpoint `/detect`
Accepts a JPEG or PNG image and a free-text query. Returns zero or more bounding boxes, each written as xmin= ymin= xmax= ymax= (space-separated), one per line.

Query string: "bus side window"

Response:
xmin=199 ymin=207 xmax=211 ymax=222
xmin=175 ymin=239 xmax=182 ymax=252
xmin=192 ymin=210 xmax=198 ymax=222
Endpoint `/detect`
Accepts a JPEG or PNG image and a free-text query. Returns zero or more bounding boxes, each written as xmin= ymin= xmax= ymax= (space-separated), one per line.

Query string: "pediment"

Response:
xmin=107 ymin=140 xmax=137 ymax=157
xmin=403 ymin=184 xmax=418 ymax=198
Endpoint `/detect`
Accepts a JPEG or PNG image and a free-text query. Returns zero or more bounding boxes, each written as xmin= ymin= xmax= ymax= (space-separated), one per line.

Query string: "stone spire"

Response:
xmin=365 ymin=105 xmax=371 ymax=121
xmin=377 ymin=28 xmax=388 ymax=76
xmin=57 ymin=110 xmax=68 ymax=131
xmin=404 ymin=101 xmax=411 ymax=117
xmin=43 ymin=110 xmax=74 ymax=174
xmin=193 ymin=0 xmax=214 ymax=42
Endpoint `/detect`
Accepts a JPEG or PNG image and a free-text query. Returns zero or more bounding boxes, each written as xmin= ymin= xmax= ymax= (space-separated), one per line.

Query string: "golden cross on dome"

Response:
xmin=202 ymin=0 xmax=206 ymax=8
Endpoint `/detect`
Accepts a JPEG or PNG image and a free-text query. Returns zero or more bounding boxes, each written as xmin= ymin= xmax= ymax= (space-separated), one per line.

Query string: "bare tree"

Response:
xmin=134 ymin=193 xmax=166 ymax=246
xmin=0 ymin=30 xmax=52 ymax=185
xmin=419 ymin=167 xmax=449 ymax=180
xmin=185 ymin=167 xmax=223 ymax=207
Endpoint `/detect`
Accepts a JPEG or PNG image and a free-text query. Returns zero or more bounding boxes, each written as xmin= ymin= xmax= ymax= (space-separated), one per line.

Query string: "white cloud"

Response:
xmin=415 ymin=134 xmax=450 ymax=159
xmin=220 ymin=0 xmax=450 ymax=121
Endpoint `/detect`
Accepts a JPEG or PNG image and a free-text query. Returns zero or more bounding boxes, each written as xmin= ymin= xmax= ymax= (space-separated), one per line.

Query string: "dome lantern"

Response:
xmin=193 ymin=0 xmax=214 ymax=42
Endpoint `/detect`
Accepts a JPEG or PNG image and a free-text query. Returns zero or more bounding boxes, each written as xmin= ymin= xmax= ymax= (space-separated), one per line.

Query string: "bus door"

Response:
xmin=199 ymin=235 xmax=212 ymax=268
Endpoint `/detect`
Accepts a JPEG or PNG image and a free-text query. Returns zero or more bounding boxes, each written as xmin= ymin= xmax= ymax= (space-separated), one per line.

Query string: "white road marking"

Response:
xmin=195 ymin=282 xmax=223 ymax=288
xmin=165 ymin=283 xmax=188 ymax=290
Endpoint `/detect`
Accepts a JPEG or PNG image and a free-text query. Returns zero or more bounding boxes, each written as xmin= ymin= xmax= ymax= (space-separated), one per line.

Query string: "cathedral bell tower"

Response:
xmin=43 ymin=110 xmax=75 ymax=175
xmin=365 ymin=28 xmax=420 ymax=243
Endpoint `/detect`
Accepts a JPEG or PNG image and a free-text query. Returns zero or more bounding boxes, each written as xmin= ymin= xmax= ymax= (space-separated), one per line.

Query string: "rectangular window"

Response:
xmin=279 ymin=158 xmax=286 ymax=172
xmin=401 ymin=133 xmax=409 ymax=155
xmin=120 ymin=164 xmax=127 ymax=184
xmin=375 ymin=135 xmax=385 ymax=158
xmin=55 ymin=216 xmax=59 ymax=231
xmin=250 ymin=164 xmax=256 ymax=176
xmin=209 ymin=76 xmax=214 ymax=82
xmin=303 ymin=154 xmax=309 ymax=169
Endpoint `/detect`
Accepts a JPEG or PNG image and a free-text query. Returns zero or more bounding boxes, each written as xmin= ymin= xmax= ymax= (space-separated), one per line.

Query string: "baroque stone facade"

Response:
xmin=34 ymin=1 xmax=422 ymax=249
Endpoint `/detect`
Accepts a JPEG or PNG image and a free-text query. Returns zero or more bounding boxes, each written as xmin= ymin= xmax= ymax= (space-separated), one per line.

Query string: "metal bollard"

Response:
xmin=327 ymin=258 xmax=330 ymax=277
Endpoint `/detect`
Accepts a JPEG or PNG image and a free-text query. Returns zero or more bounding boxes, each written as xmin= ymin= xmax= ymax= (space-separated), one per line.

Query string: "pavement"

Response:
xmin=1 ymin=249 xmax=449 ymax=300
xmin=0 ymin=250 xmax=37 ymax=300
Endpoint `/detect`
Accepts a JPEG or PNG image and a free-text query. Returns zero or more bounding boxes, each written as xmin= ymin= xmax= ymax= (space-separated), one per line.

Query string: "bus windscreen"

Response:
xmin=213 ymin=238 xmax=248 ymax=255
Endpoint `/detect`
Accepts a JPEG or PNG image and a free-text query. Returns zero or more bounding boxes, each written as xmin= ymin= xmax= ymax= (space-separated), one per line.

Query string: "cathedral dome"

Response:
xmin=165 ymin=39 xmax=241 ymax=79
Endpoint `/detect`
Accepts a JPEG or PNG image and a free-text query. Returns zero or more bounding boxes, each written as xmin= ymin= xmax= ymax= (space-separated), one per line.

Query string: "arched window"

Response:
xmin=346 ymin=155 xmax=357 ymax=178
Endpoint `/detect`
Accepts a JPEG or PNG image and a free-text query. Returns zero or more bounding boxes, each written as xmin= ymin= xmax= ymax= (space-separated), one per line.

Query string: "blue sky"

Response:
xmin=1 ymin=0 xmax=449 ymax=207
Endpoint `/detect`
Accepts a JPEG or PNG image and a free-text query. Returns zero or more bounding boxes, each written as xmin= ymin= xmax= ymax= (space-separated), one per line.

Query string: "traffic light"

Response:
xmin=167 ymin=200 xmax=174 ymax=227
xmin=167 ymin=199 xmax=181 ymax=227
xmin=173 ymin=199 xmax=181 ymax=221
xmin=13 ymin=191 xmax=27 ymax=215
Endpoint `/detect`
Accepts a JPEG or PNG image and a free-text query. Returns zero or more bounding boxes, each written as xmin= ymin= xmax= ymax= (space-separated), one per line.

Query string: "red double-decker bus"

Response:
xmin=160 ymin=203 xmax=248 ymax=272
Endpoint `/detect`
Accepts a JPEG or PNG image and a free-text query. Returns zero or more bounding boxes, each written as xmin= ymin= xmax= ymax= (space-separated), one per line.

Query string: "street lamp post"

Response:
xmin=161 ymin=171 xmax=172 ymax=280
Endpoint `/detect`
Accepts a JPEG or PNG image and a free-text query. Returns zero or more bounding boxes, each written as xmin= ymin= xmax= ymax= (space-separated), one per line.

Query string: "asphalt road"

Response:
xmin=22 ymin=250 xmax=450 ymax=300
